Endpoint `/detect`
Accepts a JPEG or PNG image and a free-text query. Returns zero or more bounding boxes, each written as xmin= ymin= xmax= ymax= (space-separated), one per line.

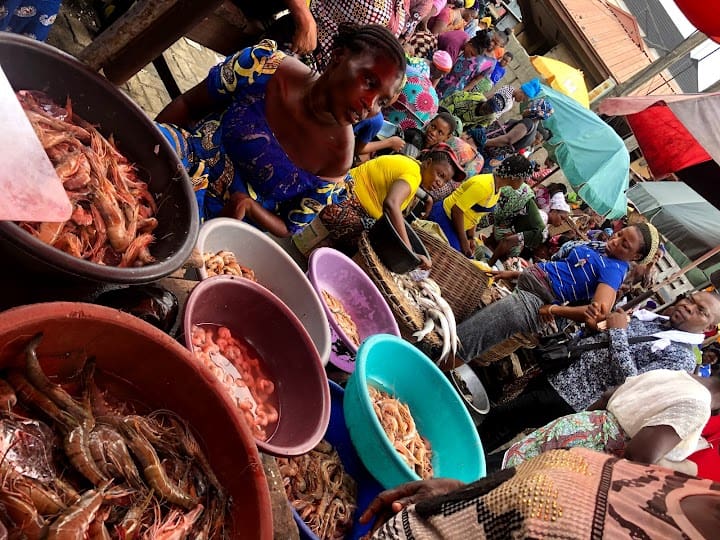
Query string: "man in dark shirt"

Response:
xmin=479 ymin=291 xmax=720 ymax=452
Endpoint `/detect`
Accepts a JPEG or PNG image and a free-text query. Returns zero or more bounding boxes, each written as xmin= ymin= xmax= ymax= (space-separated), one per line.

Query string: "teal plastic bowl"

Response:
xmin=344 ymin=335 xmax=485 ymax=489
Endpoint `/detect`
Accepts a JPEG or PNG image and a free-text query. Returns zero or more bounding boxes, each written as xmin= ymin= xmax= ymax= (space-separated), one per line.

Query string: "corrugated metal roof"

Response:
xmin=621 ymin=0 xmax=699 ymax=92
xmin=557 ymin=0 xmax=680 ymax=94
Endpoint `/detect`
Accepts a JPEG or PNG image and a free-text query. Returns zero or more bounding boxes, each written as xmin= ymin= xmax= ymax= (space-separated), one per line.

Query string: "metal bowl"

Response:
xmin=0 ymin=34 xmax=198 ymax=284
xmin=449 ymin=364 xmax=490 ymax=426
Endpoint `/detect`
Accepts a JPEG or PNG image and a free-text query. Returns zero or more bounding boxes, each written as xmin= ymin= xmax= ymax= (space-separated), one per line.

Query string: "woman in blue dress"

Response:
xmin=155 ymin=24 xmax=407 ymax=237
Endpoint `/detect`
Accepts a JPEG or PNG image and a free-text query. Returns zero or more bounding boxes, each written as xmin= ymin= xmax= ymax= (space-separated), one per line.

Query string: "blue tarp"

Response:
xmin=540 ymin=85 xmax=630 ymax=219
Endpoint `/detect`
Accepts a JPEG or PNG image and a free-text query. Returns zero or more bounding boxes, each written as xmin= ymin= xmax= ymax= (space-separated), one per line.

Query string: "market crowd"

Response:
xmin=147 ymin=0 xmax=720 ymax=537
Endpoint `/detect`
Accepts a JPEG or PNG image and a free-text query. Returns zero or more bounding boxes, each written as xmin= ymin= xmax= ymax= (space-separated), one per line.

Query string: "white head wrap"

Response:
xmin=549 ymin=192 xmax=571 ymax=213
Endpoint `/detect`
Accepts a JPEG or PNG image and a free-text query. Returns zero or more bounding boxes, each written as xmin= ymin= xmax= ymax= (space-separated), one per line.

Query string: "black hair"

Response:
xmin=547 ymin=182 xmax=567 ymax=197
xmin=432 ymin=112 xmax=458 ymax=134
xmin=468 ymin=30 xmax=493 ymax=52
xmin=504 ymin=51 xmax=514 ymax=60
xmin=332 ymin=24 xmax=406 ymax=74
xmin=421 ymin=150 xmax=452 ymax=167
xmin=492 ymin=29 xmax=510 ymax=46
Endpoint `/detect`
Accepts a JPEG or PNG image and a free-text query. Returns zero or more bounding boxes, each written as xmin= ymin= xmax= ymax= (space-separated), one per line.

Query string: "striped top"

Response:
xmin=537 ymin=244 xmax=629 ymax=304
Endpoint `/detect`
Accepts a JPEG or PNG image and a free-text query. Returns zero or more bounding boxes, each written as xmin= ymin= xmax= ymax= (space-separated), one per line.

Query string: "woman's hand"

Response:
xmin=291 ymin=8 xmax=318 ymax=55
xmin=460 ymin=238 xmax=474 ymax=258
xmin=386 ymin=136 xmax=406 ymax=152
xmin=417 ymin=254 xmax=432 ymax=270
xmin=584 ymin=301 xmax=607 ymax=330
xmin=420 ymin=196 xmax=434 ymax=218
xmin=359 ymin=478 xmax=465 ymax=534
xmin=604 ymin=308 xmax=629 ymax=330
xmin=223 ymin=192 xmax=251 ymax=220
xmin=491 ymin=270 xmax=520 ymax=281
xmin=539 ymin=304 xmax=556 ymax=324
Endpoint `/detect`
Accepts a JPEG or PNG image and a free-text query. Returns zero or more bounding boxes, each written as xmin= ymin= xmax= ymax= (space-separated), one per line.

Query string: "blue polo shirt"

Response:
xmin=353 ymin=113 xmax=385 ymax=145
xmin=537 ymin=245 xmax=629 ymax=304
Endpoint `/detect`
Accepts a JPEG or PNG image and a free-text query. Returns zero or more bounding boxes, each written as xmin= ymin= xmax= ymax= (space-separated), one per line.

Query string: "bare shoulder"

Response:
xmin=274 ymin=55 xmax=315 ymax=85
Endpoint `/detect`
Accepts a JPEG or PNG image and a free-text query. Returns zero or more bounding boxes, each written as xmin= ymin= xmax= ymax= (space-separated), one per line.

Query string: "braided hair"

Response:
xmin=332 ymin=24 xmax=406 ymax=74
xmin=468 ymin=29 xmax=493 ymax=53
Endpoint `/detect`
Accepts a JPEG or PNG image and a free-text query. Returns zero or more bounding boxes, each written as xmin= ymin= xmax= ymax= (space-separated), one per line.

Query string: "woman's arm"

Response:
xmin=384 ymin=180 xmax=428 ymax=264
xmin=484 ymin=123 xmax=529 ymax=147
xmin=286 ymin=0 xmax=317 ymax=55
xmin=356 ymin=136 xmax=406 ymax=157
xmin=155 ymin=79 xmax=214 ymax=126
xmin=538 ymin=283 xmax=617 ymax=325
xmin=624 ymin=425 xmax=682 ymax=465
xmin=449 ymin=205 xmax=474 ymax=257
xmin=222 ymin=193 xmax=290 ymax=237
xmin=586 ymin=387 xmax=616 ymax=411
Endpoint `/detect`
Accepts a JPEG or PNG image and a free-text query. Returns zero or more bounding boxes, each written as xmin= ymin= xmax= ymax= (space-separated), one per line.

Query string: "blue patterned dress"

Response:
xmin=157 ymin=40 xmax=346 ymax=233
xmin=0 ymin=0 xmax=61 ymax=41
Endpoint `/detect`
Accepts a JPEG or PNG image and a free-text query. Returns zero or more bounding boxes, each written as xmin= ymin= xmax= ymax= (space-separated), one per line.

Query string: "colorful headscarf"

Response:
xmin=485 ymin=93 xmax=507 ymax=113
xmin=635 ymin=222 xmax=660 ymax=266
xmin=524 ymin=98 xmax=554 ymax=120
xmin=432 ymin=50 xmax=453 ymax=73
xmin=467 ymin=126 xmax=486 ymax=149
xmin=520 ymin=78 xmax=541 ymax=99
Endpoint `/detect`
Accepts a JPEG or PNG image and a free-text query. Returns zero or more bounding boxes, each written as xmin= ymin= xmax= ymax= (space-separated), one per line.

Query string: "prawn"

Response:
xmin=115 ymin=489 xmax=153 ymax=540
xmin=0 ymin=490 xmax=46 ymax=539
xmin=0 ymin=379 xmax=17 ymax=412
xmin=114 ymin=417 xmax=198 ymax=510
xmin=23 ymin=334 xmax=93 ymax=428
xmin=46 ymin=485 xmax=106 ymax=540
xmin=64 ymin=425 xmax=110 ymax=486
xmin=143 ymin=503 xmax=204 ymax=540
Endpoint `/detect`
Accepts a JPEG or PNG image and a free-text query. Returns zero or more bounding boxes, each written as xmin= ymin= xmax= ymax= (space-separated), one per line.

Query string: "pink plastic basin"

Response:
xmin=0 ymin=302 xmax=272 ymax=539
xmin=307 ymin=248 xmax=400 ymax=372
xmin=184 ymin=275 xmax=331 ymax=457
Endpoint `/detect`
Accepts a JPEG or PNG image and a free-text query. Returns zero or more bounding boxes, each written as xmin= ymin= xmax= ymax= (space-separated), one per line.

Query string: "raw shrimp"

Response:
xmin=189 ymin=325 xmax=279 ymax=441
xmin=113 ymin=417 xmax=198 ymax=510
xmin=46 ymin=486 xmax=105 ymax=540
xmin=64 ymin=425 xmax=110 ymax=486
xmin=321 ymin=290 xmax=361 ymax=347
xmin=144 ymin=503 xmax=204 ymax=540
xmin=23 ymin=334 xmax=93 ymax=428
xmin=369 ymin=386 xmax=433 ymax=479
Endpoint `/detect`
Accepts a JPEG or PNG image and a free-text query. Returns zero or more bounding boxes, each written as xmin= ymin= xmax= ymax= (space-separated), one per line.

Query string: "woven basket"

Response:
xmin=474 ymin=332 xmax=539 ymax=366
xmin=412 ymin=225 xmax=493 ymax=322
xmin=352 ymin=233 xmax=443 ymax=352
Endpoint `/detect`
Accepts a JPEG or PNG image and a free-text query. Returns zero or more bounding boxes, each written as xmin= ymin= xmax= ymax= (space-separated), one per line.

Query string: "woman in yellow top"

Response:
xmin=427 ymin=154 xmax=534 ymax=257
xmin=319 ymin=146 xmax=466 ymax=266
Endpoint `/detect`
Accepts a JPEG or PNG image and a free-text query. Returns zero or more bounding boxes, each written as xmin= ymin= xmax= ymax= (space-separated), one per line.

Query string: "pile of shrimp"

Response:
xmin=16 ymin=90 xmax=158 ymax=267
xmin=368 ymin=387 xmax=433 ymax=479
xmin=321 ymin=290 xmax=361 ymax=347
xmin=190 ymin=325 xmax=278 ymax=442
xmin=203 ymin=250 xmax=256 ymax=280
xmin=277 ymin=440 xmax=357 ymax=540
xmin=0 ymin=333 xmax=230 ymax=538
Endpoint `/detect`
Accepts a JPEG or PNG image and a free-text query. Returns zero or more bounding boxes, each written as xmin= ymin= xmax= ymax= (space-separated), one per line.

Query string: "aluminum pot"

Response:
xmin=0 ymin=34 xmax=198 ymax=284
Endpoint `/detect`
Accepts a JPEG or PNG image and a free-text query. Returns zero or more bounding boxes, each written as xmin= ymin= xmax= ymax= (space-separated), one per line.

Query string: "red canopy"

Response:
xmin=598 ymin=93 xmax=720 ymax=178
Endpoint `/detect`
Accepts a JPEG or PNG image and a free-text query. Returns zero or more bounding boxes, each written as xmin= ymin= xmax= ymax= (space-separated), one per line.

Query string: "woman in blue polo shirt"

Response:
xmin=449 ymin=221 xmax=660 ymax=366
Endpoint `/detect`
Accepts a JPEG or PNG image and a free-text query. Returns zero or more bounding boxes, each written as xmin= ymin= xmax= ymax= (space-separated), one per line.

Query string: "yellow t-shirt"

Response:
xmin=351 ymin=155 xmax=422 ymax=219
xmin=442 ymin=174 xmax=499 ymax=230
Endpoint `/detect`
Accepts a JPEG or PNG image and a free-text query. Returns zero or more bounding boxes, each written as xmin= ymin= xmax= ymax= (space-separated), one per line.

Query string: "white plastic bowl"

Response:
xmin=196 ymin=218 xmax=331 ymax=365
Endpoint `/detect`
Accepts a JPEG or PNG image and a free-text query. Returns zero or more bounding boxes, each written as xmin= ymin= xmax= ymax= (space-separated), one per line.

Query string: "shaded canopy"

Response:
xmin=540 ymin=85 xmax=630 ymax=218
xmin=627 ymin=181 xmax=720 ymax=267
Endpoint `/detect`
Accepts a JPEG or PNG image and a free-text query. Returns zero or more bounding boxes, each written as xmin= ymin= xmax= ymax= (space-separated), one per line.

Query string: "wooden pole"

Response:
xmin=608 ymin=31 xmax=708 ymax=97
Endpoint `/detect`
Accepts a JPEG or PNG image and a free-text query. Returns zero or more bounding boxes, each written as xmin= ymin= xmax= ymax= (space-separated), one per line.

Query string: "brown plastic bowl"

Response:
xmin=0 ymin=34 xmax=199 ymax=284
xmin=0 ymin=302 xmax=272 ymax=539
xmin=184 ymin=275 xmax=331 ymax=457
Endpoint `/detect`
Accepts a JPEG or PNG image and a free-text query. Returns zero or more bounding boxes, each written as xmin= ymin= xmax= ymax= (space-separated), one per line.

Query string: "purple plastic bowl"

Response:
xmin=307 ymin=248 xmax=400 ymax=373
xmin=183 ymin=275 xmax=331 ymax=457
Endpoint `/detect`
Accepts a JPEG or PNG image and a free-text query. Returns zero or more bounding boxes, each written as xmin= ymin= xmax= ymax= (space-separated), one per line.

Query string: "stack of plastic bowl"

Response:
xmin=195 ymin=218 xmax=331 ymax=365
xmin=0 ymin=302 xmax=272 ymax=538
xmin=291 ymin=381 xmax=384 ymax=540
xmin=307 ymin=248 xmax=400 ymax=372
xmin=183 ymin=275 xmax=331 ymax=457
xmin=344 ymin=335 xmax=485 ymax=489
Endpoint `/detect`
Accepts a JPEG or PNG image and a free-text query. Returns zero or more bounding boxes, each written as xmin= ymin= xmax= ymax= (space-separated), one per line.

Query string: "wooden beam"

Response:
xmin=78 ymin=0 xmax=223 ymax=73
xmin=609 ymin=31 xmax=708 ymax=97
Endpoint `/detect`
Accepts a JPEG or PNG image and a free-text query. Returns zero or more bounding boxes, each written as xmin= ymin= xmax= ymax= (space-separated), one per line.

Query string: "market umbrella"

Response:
xmin=626 ymin=181 xmax=720 ymax=266
xmin=530 ymin=56 xmax=590 ymax=108
xmin=598 ymin=93 xmax=720 ymax=178
xmin=540 ymin=85 xmax=630 ymax=218
xmin=673 ymin=1 xmax=720 ymax=43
